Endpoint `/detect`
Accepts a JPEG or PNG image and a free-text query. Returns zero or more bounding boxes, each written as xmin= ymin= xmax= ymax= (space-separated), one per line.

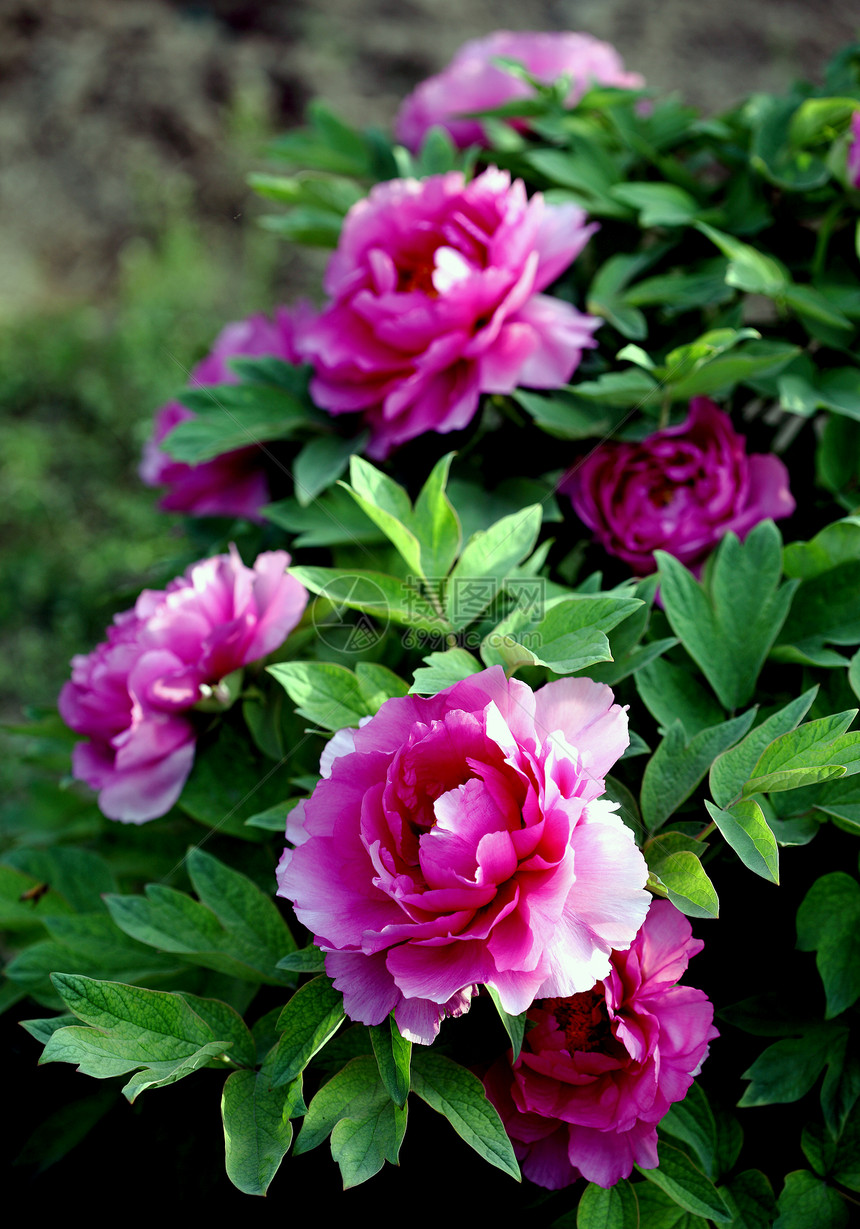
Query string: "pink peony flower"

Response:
xmin=140 ymin=306 xmax=313 ymax=520
xmin=395 ymin=31 xmax=644 ymax=153
xmin=561 ymin=397 xmax=795 ymax=576
xmin=848 ymin=111 xmax=860 ymax=188
xmin=59 ymin=548 xmax=307 ymax=823
xmin=299 ymin=167 xmax=600 ymax=458
xmin=483 ymin=899 xmax=718 ymax=1189
xmin=277 ymin=668 xmax=650 ymax=1045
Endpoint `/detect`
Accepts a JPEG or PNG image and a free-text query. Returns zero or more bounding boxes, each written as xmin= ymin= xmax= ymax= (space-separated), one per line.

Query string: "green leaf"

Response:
xmin=410 ymin=1049 xmax=520 ymax=1179
xmin=268 ymin=661 xmax=369 ymax=732
xmin=482 ymin=594 xmax=642 ymax=676
xmin=2 ymin=846 xmax=116 ymax=917
xmin=773 ymin=1170 xmax=849 ymax=1228
xmin=292 ymin=432 xmax=368 ymax=506
xmin=290 ymin=566 xmax=444 ymax=632
xmin=722 ymin=1170 xmax=777 ymax=1229
xmin=165 ymin=382 xmax=317 ymax=463
xmin=745 ymin=712 xmax=860 ymax=797
xmin=638 ymin=1140 xmax=732 ymax=1222
xmin=641 ymin=711 xmax=756 ymax=831
xmin=446 ymin=506 xmax=543 ymax=629
xmin=186 ymin=848 xmax=296 ymax=966
xmin=410 ymin=648 xmax=483 ymax=695
xmin=704 ymin=799 xmax=780 ymax=883
xmin=512 ymin=388 xmax=631 ymax=438
xmin=221 ymin=1068 xmax=299 ymax=1196
xmin=696 ymin=222 xmax=788 ymax=296
xmin=740 ymin=1026 xmax=845 ymax=1106
xmin=577 ymin=1180 xmax=640 ymax=1228
xmin=344 ymin=456 xmax=424 ymax=576
xmin=293 ymin=1054 xmax=406 ymax=1188
xmin=709 ymin=688 xmax=819 ymax=807
xmin=633 ymin=1183 xmax=708 ymax=1228
xmin=264 ymin=486 xmax=383 ymax=548
xmin=266 ymin=975 xmax=345 ymax=1087
xmin=777 ymin=561 xmax=860 ymax=659
xmin=610 ymin=181 xmax=701 ymax=226
xmin=660 ymin=1082 xmax=719 ymax=1179
xmin=657 ymin=523 xmax=796 ymax=710
xmin=413 ymin=452 xmax=462 ymax=578
xmin=276 ymin=945 xmax=327 ymax=973
xmin=649 ymin=849 xmax=720 ymax=919
xmin=485 ymin=985 xmax=526 ymax=1061
xmin=796 ymin=873 xmax=860 ymax=1017
xmin=636 ymin=657 xmax=725 ymax=738
xmin=369 ymin=1015 xmax=411 ymax=1108
xmin=42 ymin=975 xmax=235 ymax=1100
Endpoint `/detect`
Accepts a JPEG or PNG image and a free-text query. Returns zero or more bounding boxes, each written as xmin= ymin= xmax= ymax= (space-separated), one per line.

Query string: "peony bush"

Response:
xmin=9 ymin=27 xmax=860 ymax=1225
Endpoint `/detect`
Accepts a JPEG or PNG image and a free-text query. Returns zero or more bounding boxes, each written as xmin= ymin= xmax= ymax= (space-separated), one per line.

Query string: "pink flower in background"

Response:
xmin=277 ymin=668 xmax=650 ymax=1045
xmin=395 ymin=31 xmax=644 ymax=152
xmin=59 ymin=548 xmax=307 ymax=823
xmin=300 ymin=167 xmax=600 ymax=458
xmin=562 ymin=397 xmax=795 ymax=576
xmin=484 ymin=899 xmax=717 ymax=1189
xmin=140 ymin=306 xmax=313 ymax=520
xmin=847 ymin=111 xmax=860 ymax=188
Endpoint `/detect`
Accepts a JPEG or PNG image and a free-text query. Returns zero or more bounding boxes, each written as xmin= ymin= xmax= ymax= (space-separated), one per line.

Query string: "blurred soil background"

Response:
xmin=1 ymin=0 xmax=858 ymax=724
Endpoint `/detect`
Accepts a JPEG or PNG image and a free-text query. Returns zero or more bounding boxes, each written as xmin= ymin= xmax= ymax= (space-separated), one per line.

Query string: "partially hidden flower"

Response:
xmin=395 ymin=30 xmax=644 ymax=152
xmin=59 ymin=548 xmax=307 ymax=823
xmin=847 ymin=111 xmax=860 ymax=188
xmin=483 ymin=898 xmax=718 ymax=1189
xmin=277 ymin=667 xmax=650 ymax=1045
xmin=140 ymin=306 xmax=313 ymax=520
xmin=299 ymin=166 xmax=600 ymax=458
xmin=561 ymin=396 xmax=795 ymax=576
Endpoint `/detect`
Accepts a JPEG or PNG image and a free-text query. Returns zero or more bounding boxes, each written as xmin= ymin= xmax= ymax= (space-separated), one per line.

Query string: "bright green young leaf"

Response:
xmin=268 ymin=661 xmax=369 ymax=732
xmin=354 ymin=661 xmax=409 ymax=712
xmin=344 ymin=456 xmax=424 ymax=575
xmin=290 ymin=566 xmax=444 ymax=631
xmin=650 ymin=850 xmax=720 ymax=919
xmin=745 ymin=711 xmax=860 ymax=793
xmin=413 ymin=452 xmax=462 ymax=578
xmin=370 ymin=1015 xmax=411 ymax=1109
xmin=266 ymin=975 xmax=345 ymax=1088
xmin=446 ymin=505 xmax=543 ymax=630
xmin=796 ymin=873 xmax=860 ymax=1017
xmin=704 ymin=799 xmax=780 ymax=883
xmin=409 ymin=647 xmax=483 ymax=694
xmin=410 ymin=1049 xmax=520 ymax=1179
xmin=221 ymin=1068 xmax=299 ymax=1196
xmin=657 ymin=523 xmax=796 ymax=710
xmin=708 ymin=688 xmax=818 ymax=807
xmin=696 ymin=222 xmax=788 ymax=296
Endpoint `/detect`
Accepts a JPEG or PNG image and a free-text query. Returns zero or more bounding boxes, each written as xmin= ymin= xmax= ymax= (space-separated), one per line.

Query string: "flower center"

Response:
xmin=543 ymin=987 xmax=612 ymax=1054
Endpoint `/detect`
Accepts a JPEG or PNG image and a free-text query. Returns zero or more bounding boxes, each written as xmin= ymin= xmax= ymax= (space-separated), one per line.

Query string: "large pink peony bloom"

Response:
xmin=299 ymin=167 xmax=600 ymax=458
xmin=59 ymin=548 xmax=307 ymax=823
xmin=395 ymin=31 xmax=644 ymax=152
xmin=562 ymin=397 xmax=795 ymax=576
xmin=140 ymin=307 xmax=313 ymax=520
xmin=277 ymin=668 xmax=650 ymax=1045
xmin=484 ymin=899 xmax=717 ymax=1189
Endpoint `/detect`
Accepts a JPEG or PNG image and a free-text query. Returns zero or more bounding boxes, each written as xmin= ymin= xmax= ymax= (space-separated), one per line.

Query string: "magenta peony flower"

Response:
xmin=140 ymin=306 xmax=313 ymax=520
xmin=277 ymin=668 xmax=650 ymax=1045
xmin=561 ymin=397 xmax=795 ymax=576
xmin=395 ymin=31 xmax=644 ymax=152
xmin=59 ymin=548 xmax=307 ymax=823
xmin=847 ymin=111 xmax=860 ymax=188
xmin=483 ymin=899 xmax=718 ymax=1189
xmin=299 ymin=167 xmax=600 ymax=458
